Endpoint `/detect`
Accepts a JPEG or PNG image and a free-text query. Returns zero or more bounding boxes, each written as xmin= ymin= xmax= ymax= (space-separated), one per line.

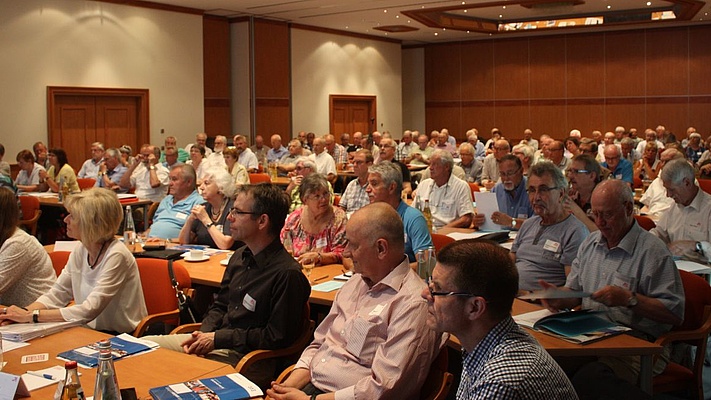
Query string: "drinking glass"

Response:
xmin=302 ymin=258 xmax=315 ymax=282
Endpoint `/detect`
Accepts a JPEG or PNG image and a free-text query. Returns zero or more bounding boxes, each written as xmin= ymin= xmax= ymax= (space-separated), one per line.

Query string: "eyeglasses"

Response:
xmin=526 ymin=186 xmax=560 ymax=195
xmin=589 ymin=210 xmax=617 ymax=220
xmin=567 ymin=169 xmax=590 ymax=175
xmin=308 ymin=192 xmax=330 ymax=201
xmin=426 ymin=278 xmax=477 ymax=299
xmin=499 ymin=168 xmax=521 ymax=178
xmin=228 ymin=207 xmax=259 ymax=217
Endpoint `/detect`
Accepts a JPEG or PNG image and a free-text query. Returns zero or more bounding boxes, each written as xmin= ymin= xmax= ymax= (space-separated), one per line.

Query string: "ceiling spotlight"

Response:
xmin=607 ymin=5 xmax=611 ymax=9
xmin=464 ymin=10 xmax=467 ymax=12
xmin=646 ymin=1 xmax=652 ymax=5
xmin=383 ymin=9 xmax=387 ymax=13
xmin=462 ymin=1 xmax=466 ymax=4
xmin=503 ymin=5 xmax=507 ymax=9
xmin=396 ymin=15 xmax=399 ymax=18
xmin=434 ymin=32 xmax=439 ymax=36
xmin=499 ymin=14 xmax=503 ymax=18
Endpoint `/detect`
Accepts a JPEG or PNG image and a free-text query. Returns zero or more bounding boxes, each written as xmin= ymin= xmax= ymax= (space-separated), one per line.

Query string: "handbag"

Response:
xmin=168 ymin=259 xmax=199 ymax=325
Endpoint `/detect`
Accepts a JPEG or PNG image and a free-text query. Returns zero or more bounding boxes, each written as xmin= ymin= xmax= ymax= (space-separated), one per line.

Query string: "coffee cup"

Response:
xmin=189 ymin=249 xmax=205 ymax=260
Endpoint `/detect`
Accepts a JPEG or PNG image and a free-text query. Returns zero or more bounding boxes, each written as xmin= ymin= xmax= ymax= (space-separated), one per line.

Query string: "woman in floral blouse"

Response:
xmin=281 ymin=173 xmax=347 ymax=266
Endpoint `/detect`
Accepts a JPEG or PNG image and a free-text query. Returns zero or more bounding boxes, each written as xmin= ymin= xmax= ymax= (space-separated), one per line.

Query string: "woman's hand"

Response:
xmin=0 ymin=305 xmax=32 ymax=325
xmin=191 ymin=204 xmax=209 ymax=225
xmin=297 ymin=251 xmax=320 ymax=265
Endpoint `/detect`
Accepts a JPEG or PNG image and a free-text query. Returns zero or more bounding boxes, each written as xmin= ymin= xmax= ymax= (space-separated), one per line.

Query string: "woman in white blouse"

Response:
xmin=0 ymin=189 xmax=55 ymax=307
xmin=0 ymin=188 xmax=147 ymax=334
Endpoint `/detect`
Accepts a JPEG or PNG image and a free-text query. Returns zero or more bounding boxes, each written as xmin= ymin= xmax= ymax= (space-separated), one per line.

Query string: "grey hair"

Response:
xmin=660 ymin=159 xmax=695 ymax=185
xmin=431 ymin=149 xmax=454 ymax=171
xmin=203 ymin=167 xmax=236 ymax=198
xmin=458 ymin=142 xmax=475 ymax=155
xmin=512 ymin=143 xmax=534 ymax=159
xmin=299 ymin=173 xmax=330 ymax=202
xmin=104 ymin=148 xmax=120 ymax=160
xmin=368 ymin=161 xmax=403 ymax=193
xmin=296 ymin=157 xmax=316 ymax=171
xmin=529 ymin=161 xmax=567 ymax=189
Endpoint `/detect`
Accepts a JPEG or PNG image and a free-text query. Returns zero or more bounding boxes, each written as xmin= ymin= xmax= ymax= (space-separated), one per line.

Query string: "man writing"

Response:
xmin=267 ymin=203 xmax=441 ymax=399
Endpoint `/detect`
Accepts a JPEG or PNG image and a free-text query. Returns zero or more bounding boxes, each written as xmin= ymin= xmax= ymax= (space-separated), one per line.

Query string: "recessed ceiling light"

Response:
xmin=464 ymin=10 xmax=467 ymax=13
xmin=396 ymin=15 xmax=399 ymax=18
xmin=646 ymin=1 xmax=652 ymax=5
xmin=607 ymin=5 xmax=611 ymax=9
xmin=383 ymin=9 xmax=387 ymax=13
xmin=503 ymin=6 xmax=507 ymax=9
xmin=462 ymin=1 xmax=466 ymax=4
xmin=434 ymin=32 xmax=439 ymax=36
xmin=499 ymin=14 xmax=503 ymax=18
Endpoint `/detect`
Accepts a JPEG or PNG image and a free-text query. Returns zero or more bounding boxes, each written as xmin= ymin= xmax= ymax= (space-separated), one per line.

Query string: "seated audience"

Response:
xmin=635 ymin=128 xmax=665 ymax=156
xmin=267 ymin=203 xmax=441 ymax=400
xmin=77 ymin=142 xmax=105 ymax=184
xmin=97 ymin=148 xmax=128 ymax=193
xmin=639 ymin=149 xmax=685 ymax=217
xmin=281 ymin=173 xmax=346 ymax=266
xmin=415 ymin=150 xmax=478 ymax=229
xmin=456 ymin=142 xmax=483 ymax=183
xmin=14 ymin=149 xmax=45 ymax=192
xmin=481 ymin=139 xmax=510 ymax=189
xmin=162 ymin=146 xmax=183 ymax=170
xmin=223 ymin=147 xmax=249 ymax=187
xmin=0 ymin=188 xmax=147 ymax=333
xmin=204 ymin=135 xmax=228 ymax=170
xmin=396 ymin=130 xmax=417 ymax=162
xmin=178 ymin=168 xmax=239 ymax=250
xmin=685 ymin=132 xmax=706 ymax=167
xmin=308 ymin=137 xmax=337 ymax=184
xmin=119 ymin=144 xmax=170 ymax=202
xmin=651 ymin=159 xmax=711 ymax=262
xmin=119 ymin=144 xmax=136 ymax=167
xmin=159 ymin=136 xmax=189 ymax=164
xmin=185 ymin=132 xmax=213 ymax=156
xmin=0 ymin=189 xmax=55 ymax=308
xmin=278 ymin=139 xmax=305 ymax=176
xmin=39 ymin=148 xmax=80 ymax=193
xmin=564 ymin=154 xmax=602 ymax=232
xmin=285 ymin=158 xmax=330 ymax=213
xmin=33 ymin=141 xmax=50 ymax=170
xmin=512 ymin=143 xmax=534 ymax=177
xmin=250 ymin=134 xmax=270 ymax=166
xmin=378 ymin=137 xmax=412 ymax=197
xmin=541 ymin=179 xmax=684 ymax=388
xmin=234 ymin=134 xmax=259 ymax=172
xmin=424 ymin=239 xmax=577 ymax=399
xmin=147 ymin=165 xmax=204 ymax=239
xmin=620 ymin=137 xmax=640 ymax=166
xmin=542 ymin=140 xmax=571 ymax=173
xmin=602 ymin=144 xmax=633 ymax=185
xmin=367 ymin=161 xmax=433 ymax=266
xmin=404 ymin=133 xmax=433 ymax=166
xmin=564 ymin=136 xmax=580 ymax=159
xmin=146 ymin=184 xmax=310 ymax=387
xmin=490 ymin=154 xmax=533 ymax=230
xmin=339 ymin=149 xmax=373 ymax=216
xmin=512 ymin=162 xmax=589 ymax=291
xmin=267 ymin=134 xmax=288 ymax=164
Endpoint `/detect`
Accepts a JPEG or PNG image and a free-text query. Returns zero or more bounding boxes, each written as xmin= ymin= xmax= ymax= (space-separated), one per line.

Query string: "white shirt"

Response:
xmin=129 ymin=163 xmax=169 ymax=202
xmin=238 ymin=148 xmax=259 ymax=171
xmin=309 ymin=151 xmax=337 ymax=176
xmin=635 ymin=140 xmax=665 ymax=156
xmin=78 ymin=158 xmax=103 ymax=183
xmin=639 ymin=177 xmax=674 ymax=217
xmin=651 ymin=187 xmax=711 ymax=244
xmin=204 ymin=151 xmax=227 ymax=170
xmin=185 ymin=143 xmax=213 ymax=156
xmin=417 ymin=174 xmax=474 ymax=228
xmin=15 ymin=163 xmax=45 ymax=186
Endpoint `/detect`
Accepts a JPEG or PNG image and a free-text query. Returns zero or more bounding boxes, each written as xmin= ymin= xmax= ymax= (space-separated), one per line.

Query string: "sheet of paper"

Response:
xmin=53 ymin=241 xmax=80 ymax=252
xmin=446 ymin=231 xmax=503 ymax=241
xmin=472 ymin=191 xmax=500 ymax=231
xmin=311 ymin=280 xmax=346 ymax=292
xmin=675 ymin=260 xmax=711 ymax=275
xmin=513 ymin=309 xmax=554 ymax=329
xmin=19 ymin=373 xmax=57 ymax=392
xmin=1 ymin=339 xmax=30 ymax=353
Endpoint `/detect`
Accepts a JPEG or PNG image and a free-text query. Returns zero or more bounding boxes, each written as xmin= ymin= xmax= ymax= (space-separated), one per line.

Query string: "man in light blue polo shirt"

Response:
xmin=491 ymin=154 xmax=533 ymax=230
xmin=147 ymin=164 xmax=204 ymax=239
xmin=601 ymin=144 xmax=633 ymax=186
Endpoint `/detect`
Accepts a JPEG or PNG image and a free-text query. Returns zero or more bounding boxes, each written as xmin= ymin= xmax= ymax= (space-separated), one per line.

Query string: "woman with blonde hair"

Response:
xmin=178 ymin=168 xmax=239 ymax=250
xmin=0 ymin=188 xmax=147 ymax=334
xmin=223 ymin=147 xmax=249 ymax=186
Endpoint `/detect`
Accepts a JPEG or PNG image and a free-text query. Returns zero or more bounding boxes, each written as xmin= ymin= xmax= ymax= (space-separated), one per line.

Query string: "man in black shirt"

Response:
xmin=147 ymin=183 xmax=310 ymax=386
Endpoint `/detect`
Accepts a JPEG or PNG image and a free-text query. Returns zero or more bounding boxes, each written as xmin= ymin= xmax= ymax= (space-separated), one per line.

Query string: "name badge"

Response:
xmin=315 ymin=237 xmax=328 ymax=249
xmin=369 ymin=304 xmax=385 ymax=316
xmin=175 ymin=212 xmax=187 ymax=220
xmin=612 ymin=272 xmax=635 ymax=290
xmin=242 ymin=293 xmax=257 ymax=312
xmin=543 ymin=240 xmax=560 ymax=252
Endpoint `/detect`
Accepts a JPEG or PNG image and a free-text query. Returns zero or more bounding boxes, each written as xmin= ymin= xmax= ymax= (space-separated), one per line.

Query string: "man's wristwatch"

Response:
xmin=205 ymin=222 xmax=214 ymax=229
xmin=149 ymin=165 xmax=156 ymax=171
xmin=695 ymin=241 xmax=705 ymax=256
xmin=32 ymin=309 xmax=40 ymax=323
xmin=511 ymin=219 xmax=517 ymax=229
xmin=627 ymin=292 xmax=639 ymax=308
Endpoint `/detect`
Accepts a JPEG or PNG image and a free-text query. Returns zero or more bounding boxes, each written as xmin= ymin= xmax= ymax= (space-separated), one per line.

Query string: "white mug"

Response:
xmin=189 ymin=249 xmax=205 ymax=260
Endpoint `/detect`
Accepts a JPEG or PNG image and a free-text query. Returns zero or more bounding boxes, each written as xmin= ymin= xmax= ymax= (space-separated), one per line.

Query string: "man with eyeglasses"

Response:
xmin=482 ymin=139 xmax=511 ymax=190
xmin=339 ymin=149 xmax=373 ymax=216
xmin=77 ymin=141 xmax=105 ymax=186
xmin=540 ymin=179 xmax=684 ymax=394
xmin=268 ymin=203 xmax=440 ymax=399
xmin=378 ymin=137 xmax=413 ymax=197
xmin=423 ymin=239 xmax=577 ymax=399
xmin=564 ymin=154 xmax=602 ymax=232
xmin=147 ymin=184 xmax=311 ymax=388
xmin=601 ymin=144 xmax=633 ymax=186
xmin=490 ymin=154 xmax=533 ymax=230
xmin=541 ymin=140 xmax=571 ymax=173
xmin=277 ymin=139 xmax=305 ymax=176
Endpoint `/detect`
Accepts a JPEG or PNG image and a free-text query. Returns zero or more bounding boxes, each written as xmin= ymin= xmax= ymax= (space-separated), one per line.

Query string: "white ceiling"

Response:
xmin=142 ymin=0 xmax=711 ymax=44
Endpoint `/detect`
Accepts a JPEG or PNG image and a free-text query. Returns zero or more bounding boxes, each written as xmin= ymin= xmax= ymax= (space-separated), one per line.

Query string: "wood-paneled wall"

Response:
xmin=203 ymin=16 xmax=232 ymax=137
xmin=425 ymin=25 xmax=711 ymax=143
xmin=253 ymin=19 xmax=291 ymax=143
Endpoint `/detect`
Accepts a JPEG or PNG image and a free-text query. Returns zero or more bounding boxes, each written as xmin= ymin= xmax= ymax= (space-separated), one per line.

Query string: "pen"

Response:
xmin=312 ymin=275 xmax=329 ymax=283
xmin=27 ymin=372 xmax=55 ymax=380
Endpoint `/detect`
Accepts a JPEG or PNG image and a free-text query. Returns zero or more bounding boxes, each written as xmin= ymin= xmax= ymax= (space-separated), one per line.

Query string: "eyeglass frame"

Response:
xmin=499 ymin=167 xmax=522 ymax=178
xmin=526 ymin=185 xmax=561 ymax=195
xmin=426 ymin=277 xmax=479 ymax=299
xmin=228 ymin=207 xmax=260 ymax=217
xmin=567 ymin=168 xmax=591 ymax=175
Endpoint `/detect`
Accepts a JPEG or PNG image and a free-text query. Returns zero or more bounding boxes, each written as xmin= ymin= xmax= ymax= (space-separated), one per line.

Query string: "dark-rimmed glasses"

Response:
xmin=426 ymin=278 xmax=477 ymax=299
xmin=526 ymin=186 xmax=560 ymax=195
xmin=228 ymin=207 xmax=259 ymax=217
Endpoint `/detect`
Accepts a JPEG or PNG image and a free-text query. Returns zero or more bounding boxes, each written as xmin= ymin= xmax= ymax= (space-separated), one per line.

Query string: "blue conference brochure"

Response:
xmin=57 ymin=333 xmax=157 ymax=368
xmin=149 ymin=373 xmax=263 ymax=400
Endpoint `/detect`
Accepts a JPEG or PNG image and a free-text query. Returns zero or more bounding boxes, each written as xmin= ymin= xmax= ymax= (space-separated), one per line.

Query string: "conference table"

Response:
xmin=2 ymin=327 xmax=235 ymax=399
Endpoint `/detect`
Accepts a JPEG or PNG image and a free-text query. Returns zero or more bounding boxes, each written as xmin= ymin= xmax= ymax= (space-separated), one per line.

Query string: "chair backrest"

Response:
xmin=76 ymin=178 xmax=96 ymax=190
xmin=633 ymin=176 xmax=643 ymax=189
xmin=634 ymin=215 xmax=656 ymax=231
xmin=17 ymin=195 xmax=42 ymax=236
xmin=146 ymin=201 xmax=160 ymax=228
xmin=468 ymin=182 xmax=480 ymax=198
xmin=249 ymin=173 xmax=271 ymax=184
xmin=676 ymin=270 xmax=711 ymax=333
xmin=136 ymin=258 xmax=192 ymax=316
xmin=431 ymin=233 xmax=455 ymax=253
xmin=420 ymin=345 xmax=454 ymax=400
xmin=49 ymin=251 xmax=71 ymax=277
xmin=698 ymin=179 xmax=711 ymax=195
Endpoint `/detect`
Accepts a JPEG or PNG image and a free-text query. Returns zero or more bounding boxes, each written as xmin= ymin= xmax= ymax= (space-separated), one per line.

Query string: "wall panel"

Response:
xmin=425 ymin=43 xmax=462 ymax=101
xmin=424 ymin=25 xmax=711 ymax=142
xmin=253 ymin=19 xmax=291 ymax=138
xmin=203 ymin=16 xmax=231 ymax=137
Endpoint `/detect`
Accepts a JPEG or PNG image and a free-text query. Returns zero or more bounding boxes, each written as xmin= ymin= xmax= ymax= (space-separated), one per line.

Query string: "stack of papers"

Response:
xmin=0 ymin=321 xmax=80 ymax=342
xmin=515 ymin=309 xmax=630 ymax=344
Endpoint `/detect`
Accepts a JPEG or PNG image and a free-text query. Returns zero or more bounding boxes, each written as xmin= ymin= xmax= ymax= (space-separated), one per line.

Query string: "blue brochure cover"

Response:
xmin=149 ymin=373 xmax=263 ymax=399
xmin=57 ymin=334 xmax=156 ymax=368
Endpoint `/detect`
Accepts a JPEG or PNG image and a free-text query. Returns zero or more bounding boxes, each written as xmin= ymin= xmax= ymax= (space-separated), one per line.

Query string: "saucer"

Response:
xmin=184 ymin=254 xmax=210 ymax=262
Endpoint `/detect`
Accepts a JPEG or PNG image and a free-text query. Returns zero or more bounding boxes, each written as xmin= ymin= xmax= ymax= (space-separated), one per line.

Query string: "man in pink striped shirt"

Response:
xmin=268 ymin=203 xmax=442 ymax=400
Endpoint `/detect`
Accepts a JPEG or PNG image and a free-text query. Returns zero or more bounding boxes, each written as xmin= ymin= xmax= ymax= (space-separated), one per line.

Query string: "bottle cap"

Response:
xmin=65 ymin=361 xmax=78 ymax=369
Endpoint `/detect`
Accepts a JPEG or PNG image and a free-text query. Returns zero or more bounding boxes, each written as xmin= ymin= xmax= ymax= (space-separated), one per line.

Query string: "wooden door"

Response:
xmin=48 ymin=87 xmax=149 ymax=172
xmin=330 ymin=95 xmax=376 ymax=142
